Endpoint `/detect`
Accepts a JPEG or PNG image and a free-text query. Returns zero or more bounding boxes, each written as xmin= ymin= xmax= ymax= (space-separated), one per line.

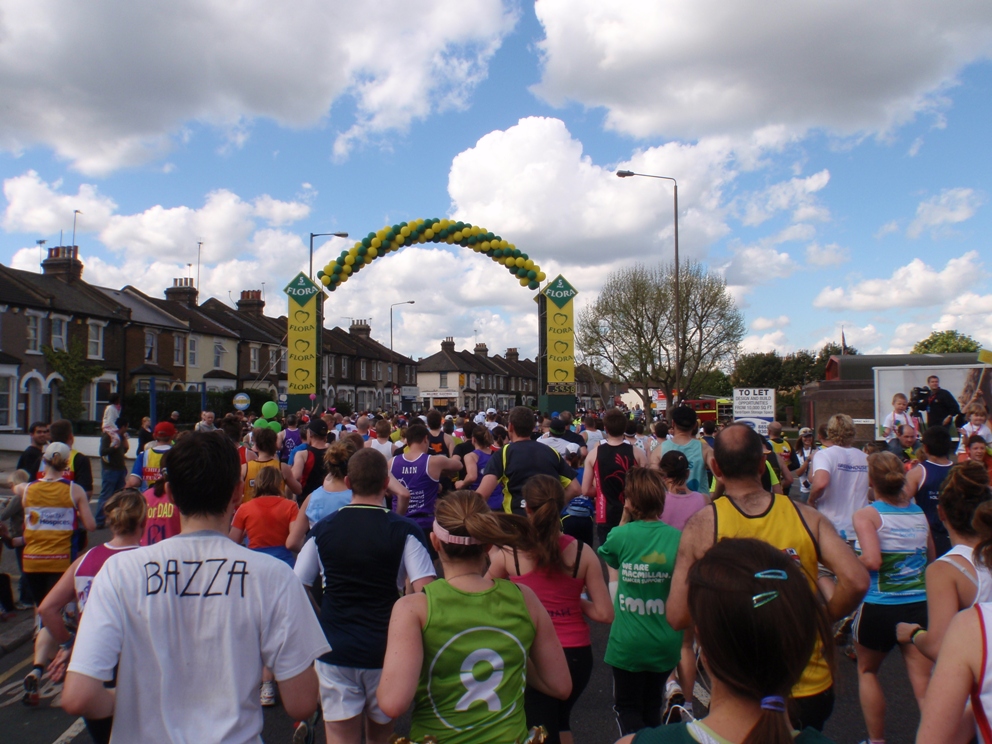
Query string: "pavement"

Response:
xmin=0 ymin=453 xmax=924 ymax=743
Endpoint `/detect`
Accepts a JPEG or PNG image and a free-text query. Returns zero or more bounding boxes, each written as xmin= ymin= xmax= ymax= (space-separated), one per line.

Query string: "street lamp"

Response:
xmin=309 ymin=232 xmax=349 ymax=280
xmin=616 ymin=169 xmax=681 ymax=409
xmin=390 ymin=300 xmax=415 ymax=351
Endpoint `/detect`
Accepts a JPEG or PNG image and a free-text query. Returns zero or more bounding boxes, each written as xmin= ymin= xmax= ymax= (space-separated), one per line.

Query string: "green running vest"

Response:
xmin=411 ymin=578 xmax=536 ymax=744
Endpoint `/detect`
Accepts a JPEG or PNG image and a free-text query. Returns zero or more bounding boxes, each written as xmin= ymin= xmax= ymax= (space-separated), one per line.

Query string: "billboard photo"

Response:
xmin=873 ymin=364 xmax=991 ymax=439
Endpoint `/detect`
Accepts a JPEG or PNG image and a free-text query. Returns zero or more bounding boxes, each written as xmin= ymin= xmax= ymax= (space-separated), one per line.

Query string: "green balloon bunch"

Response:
xmin=315 ymin=219 xmax=547 ymax=292
xmin=253 ymin=401 xmax=282 ymax=432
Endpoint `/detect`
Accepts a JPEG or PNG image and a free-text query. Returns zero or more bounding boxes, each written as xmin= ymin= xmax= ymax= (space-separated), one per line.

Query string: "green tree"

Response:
xmin=43 ymin=340 xmax=105 ymax=421
xmin=695 ymin=368 xmax=733 ymax=397
xmin=810 ymin=342 xmax=858 ymax=381
xmin=731 ymin=351 xmax=783 ymax=389
xmin=780 ymin=349 xmax=817 ymax=390
xmin=576 ymin=260 xmax=744 ymax=418
xmin=911 ymin=330 xmax=981 ymax=354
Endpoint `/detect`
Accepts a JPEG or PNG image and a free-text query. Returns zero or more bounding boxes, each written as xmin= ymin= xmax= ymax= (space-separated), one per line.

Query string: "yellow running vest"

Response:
xmin=243 ymin=458 xmax=280 ymax=502
xmin=712 ymin=494 xmax=832 ymax=698
xmin=23 ymin=479 xmax=77 ymax=573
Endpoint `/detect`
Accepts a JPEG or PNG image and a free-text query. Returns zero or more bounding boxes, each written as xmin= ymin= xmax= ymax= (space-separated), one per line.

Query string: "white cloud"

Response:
xmin=805 ymin=242 xmax=850 ymax=267
xmin=0 ymin=0 xmax=517 ymax=173
xmin=813 ymin=251 xmax=984 ymax=311
xmin=874 ymin=220 xmax=900 ymax=239
xmin=907 ymin=187 xmax=984 ymax=238
xmin=448 ymin=116 xmax=738 ymax=266
xmin=533 ymin=0 xmax=992 ymax=141
xmin=720 ymin=245 xmax=798 ymax=296
xmin=812 ymin=323 xmax=884 ymax=353
xmin=742 ymin=170 xmax=830 ymax=226
xmin=252 ymin=196 xmax=310 ymax=227
xmin=751 ymin=315 xmax=790 ymax=331
xmin=2 ymin=171 xmax=117 ymax=236
xmin=741 ymin=330 xmax=791 ymax=354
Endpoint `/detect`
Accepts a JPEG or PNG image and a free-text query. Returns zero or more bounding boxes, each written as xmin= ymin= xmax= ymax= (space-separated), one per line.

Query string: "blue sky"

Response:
xmin=2 ymin=1 xmax=991 ymax=362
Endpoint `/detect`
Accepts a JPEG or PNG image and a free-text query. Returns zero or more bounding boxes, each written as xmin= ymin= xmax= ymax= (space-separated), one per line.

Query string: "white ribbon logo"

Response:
xmin=455 ymin=648 xmax=504 ymax=712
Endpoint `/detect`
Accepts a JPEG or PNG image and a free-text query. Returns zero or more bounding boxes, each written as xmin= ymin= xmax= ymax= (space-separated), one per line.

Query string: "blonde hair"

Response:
xmin=867 ymin=452 xmax=906 ymax=500
xmin=253 ymin=467 xmax=285 ymax=497
xmin=891 ymin=393 xmax=907 ymax=404
xmin=965 ymin=402 xmax=988 ymax=418
xmin=9 ymin=469 xmax=29 ymax=486
xmin=104 ymin=488 xmax=147 ymax=536
xmin=826 ymin=414 xmax=856 ymax=447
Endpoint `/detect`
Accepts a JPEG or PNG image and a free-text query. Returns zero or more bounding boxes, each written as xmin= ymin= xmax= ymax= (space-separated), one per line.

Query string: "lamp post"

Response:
xmin=309 ymin=232 xmax=349 ymax=280
xmin=71 ymin=210 xmax=82 ymax=247
xmin=390 ymin=300 xmax=415 ymax=351
xmin=616 ymin=169 xmax=680 ymax=409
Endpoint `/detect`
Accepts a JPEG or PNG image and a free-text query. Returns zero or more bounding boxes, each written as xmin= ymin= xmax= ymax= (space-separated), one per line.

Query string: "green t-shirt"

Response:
xmin=597 ymin=519 xmax=683 ymax=672
xmin=633 ymin=721 xmax=835 ymax=743
xmin=411 ymin=578 xmax=536 ymax=744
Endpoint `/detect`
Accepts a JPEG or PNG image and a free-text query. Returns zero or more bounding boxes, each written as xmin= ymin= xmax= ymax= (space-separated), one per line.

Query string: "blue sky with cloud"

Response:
xmin=2 ymin=0 xmax=991 ymax=361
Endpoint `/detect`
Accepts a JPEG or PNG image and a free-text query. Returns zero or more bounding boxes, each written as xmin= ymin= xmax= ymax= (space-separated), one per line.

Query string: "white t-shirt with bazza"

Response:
xmin=68 ymin=531 xmax=329 ymax=744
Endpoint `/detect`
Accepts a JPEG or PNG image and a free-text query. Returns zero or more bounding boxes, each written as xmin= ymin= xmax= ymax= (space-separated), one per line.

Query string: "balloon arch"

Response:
xmin=316 ymin=218 xmax=547 ymax=291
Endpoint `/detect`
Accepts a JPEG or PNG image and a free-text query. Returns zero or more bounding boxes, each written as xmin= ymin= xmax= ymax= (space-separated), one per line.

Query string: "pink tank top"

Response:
xmin=74 ymin=543 xmax=139 ymax=614
xmin=662 ymin=490 xmax=708 ymax=531
xmin=509 ymin=535 xmax=590 ymax=648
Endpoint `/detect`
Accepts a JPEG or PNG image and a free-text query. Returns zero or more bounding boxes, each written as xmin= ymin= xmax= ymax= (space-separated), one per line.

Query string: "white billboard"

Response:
xmin=733 ymin=388 xmax=776 ymax=435
xmin=873 ymin=364 xmax=990 ymax=439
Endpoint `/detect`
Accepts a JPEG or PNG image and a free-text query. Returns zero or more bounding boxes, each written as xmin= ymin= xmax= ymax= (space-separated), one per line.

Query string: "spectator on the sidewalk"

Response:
xmin=136 ymin=417 xmax=153 ymax=455
xmin=1 ymin=469 xmax=32 ymax=608
xmin=16 ymin=422 xmax=50 ymax=483
xmin=97 ymin=421 xmax=130 ymax=529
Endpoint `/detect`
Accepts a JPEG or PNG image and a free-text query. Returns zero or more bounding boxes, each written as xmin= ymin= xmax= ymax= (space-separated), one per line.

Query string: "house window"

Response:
xmin=0 ymin=377 xmax=9 ymax=427
xmin=250 ymin=347 xmax=259 ymax=373
xmin=440 ymin=372 xmax=448 ymax=388
xmin=376 ymin=362 xmax=382 ymax=381
xmin=51 ymin=318 xmax=68 ymax=351
xmin=188 ymin=337 xmax=198 ymax=367
xmin=327 ymin=355 xmax=335 ymax=377
xmin=279 ymin=348 xmax=288 ymax=374
xmin=87 ymin=322 xmax=105 ymax=359
xmin=173 ymin=334 xmax=185 ymax=366
xmin=360 ymin=360 xmax=367 ymax=380
xmin=499 ymin=376 xmax=504 ymax=390
xmin=213 ymin=341 xmax=226 ymax=369
xmin=26 ymin=315 xmax=41 ymax=353
xmin=387 ymin=365 xmax=393 ymax=383
xmin=342 ymin=357 xmax=349 ymax=377
xmin=269 ymin=346 xmax=280 ymax=373
xmin=144 ymin=331 xmax=157 ymax=362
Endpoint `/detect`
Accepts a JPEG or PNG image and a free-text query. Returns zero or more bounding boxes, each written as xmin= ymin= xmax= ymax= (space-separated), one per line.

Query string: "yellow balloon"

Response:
xmin=418 ymin=234 xmax=427 ymax=243
xmin=504 ymin=256 xmax=515 ymax=267
xmin=440 ymin=219 xmax=451 ymax=229
xmin=377 ymin=228 xmax=388 ymax=240
xmin=431 ymin=222 xmax=440 ymax=232
xmin=320 ymin=275 xmax=330 ymax=286
xmin=453 ymin=231 xmax=463 ymax=241
xmin=446 ymin=236 xmax=454 ymax=244
xmin=396 ymin=235 xmax=405 ymax=245
xmin=424 ymin=229 xmax=435 ymax=239
xmin=480 ymin=241 xmax=490 ymax=251
xmin=519 ymin=277 xmax=529 ymax=286
xmin=370 ymin=237 xmax=381 ymax=249
xmin=524 ymin=259 xmax=534 ymax=270
xmin=400 ymin=226 xmax=411 ymax=237
xmin=353 ymin=241 xmax=362 ymax=250
xmin=362 ymin=254 xmax=372 ymax=264
xmin=514 ymin=257 xmax=525 ymax=268
xmin=499 ymin=239 xmax=509 ymax=249
xmin=342 ymin=264 xmax=352 ymax=275
xmin=367 ymin=247 xmax=378 ymax=258
xmin=536 ymin=271 xmax=546 ymax=282
xmin=344 ymin=255 xmax=355 ymax=265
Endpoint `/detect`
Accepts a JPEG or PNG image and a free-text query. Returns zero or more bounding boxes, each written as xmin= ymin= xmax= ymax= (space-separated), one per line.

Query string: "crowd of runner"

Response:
xmin=3 ymin=393 xmax=992 ymax=743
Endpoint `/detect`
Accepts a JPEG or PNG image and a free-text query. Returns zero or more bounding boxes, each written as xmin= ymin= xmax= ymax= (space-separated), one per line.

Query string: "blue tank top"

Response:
xmin=661 ymin=438 xmax=707 ymax=492
xmin=390 ymin=452 xmax=439 ymax=530
xmin=472 ymin=449 xmax=503 ymax=511
xmin=916 ymin=460 xmax=953 ymax=537
xmin=856 ymin=501 xmax=929 ymax=605
xmin=305 ymin=487 xmax=352 ymax=527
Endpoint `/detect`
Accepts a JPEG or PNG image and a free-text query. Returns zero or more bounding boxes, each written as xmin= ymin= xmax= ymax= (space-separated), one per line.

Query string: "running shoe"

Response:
xmin=260 ymin=680 xmax=277 ymax=707
xmin=23 ymin=669 xmax=41 ymax=706
xmin=834 ymin=614 xmax=854 ymax=645
xmin=663 ymin=680 xmax=685 ymax=724
xmin=292 ymin=711 xmax=320 ymax=744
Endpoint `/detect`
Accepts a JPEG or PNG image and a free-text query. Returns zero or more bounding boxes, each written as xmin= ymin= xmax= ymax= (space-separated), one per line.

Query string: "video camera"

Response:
xmin=909 ymin=387 xmax=930 ymax=415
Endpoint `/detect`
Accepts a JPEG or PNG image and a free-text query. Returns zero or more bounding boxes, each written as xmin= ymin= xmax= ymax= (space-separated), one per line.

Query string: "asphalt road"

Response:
xmin=0 ymin=477 xmax=923 ymax=743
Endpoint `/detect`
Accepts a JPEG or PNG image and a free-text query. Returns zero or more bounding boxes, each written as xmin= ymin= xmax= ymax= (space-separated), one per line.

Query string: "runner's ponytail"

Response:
xmin=522 ymin=475 xmax=568 ymax=574
xmin=435 ymin=490 xmax=533 ymax=561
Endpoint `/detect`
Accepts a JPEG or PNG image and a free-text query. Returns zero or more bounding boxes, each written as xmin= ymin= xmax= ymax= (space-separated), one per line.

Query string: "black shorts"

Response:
xmin=852 ymin=600 xmax=928 ymax=653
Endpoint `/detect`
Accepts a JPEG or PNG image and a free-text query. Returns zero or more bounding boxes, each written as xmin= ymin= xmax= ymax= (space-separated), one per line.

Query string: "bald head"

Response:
xmin=714 ymin=423 xmax=765 ymax=480
xmin=767 ymin=421 xmax=782 ymax=437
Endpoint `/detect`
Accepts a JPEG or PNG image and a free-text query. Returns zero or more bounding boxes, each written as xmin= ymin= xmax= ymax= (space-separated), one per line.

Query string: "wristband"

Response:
xmin=910 ymin=627 xmax=925 ymax=643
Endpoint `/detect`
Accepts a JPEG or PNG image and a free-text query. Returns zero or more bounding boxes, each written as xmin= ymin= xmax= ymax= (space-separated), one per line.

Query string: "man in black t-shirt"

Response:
xmin=476 ymin=406 xmax=580 ymax=515
xmin=294 ymin=449 xmax=435 ymax=742
xmin=558 ymin=411 xmax=588 ymax=458
xmin=924 ymin=375 xmax=960 ymax=430
xmin=16 ymin=421 xmax=50 ymax=481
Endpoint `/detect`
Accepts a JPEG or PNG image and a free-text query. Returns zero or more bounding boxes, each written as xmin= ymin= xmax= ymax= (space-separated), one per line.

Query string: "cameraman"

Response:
xmin=923 ymin=375 xmax=960 ymax=430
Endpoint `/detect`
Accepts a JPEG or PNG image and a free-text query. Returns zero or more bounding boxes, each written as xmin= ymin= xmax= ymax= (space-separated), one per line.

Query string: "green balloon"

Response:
xmin=253 ymin=419 xmax=267 ymax=429
xmin=361 ymin=237 xmax=372 ymax=248
xmin=528 ymin=281 xmax=539 ymax=290
xmin=527 ymin=270 xmax=537 ymax=280
xmin=267 ymin=420 xmax=282 ymax=433
xmin=261 ymin=401 xmax=279 ymax=419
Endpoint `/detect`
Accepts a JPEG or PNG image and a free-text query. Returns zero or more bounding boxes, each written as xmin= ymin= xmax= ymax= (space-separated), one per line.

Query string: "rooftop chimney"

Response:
xmin=441 ymin=336 xmax=456 ymax=352
xmin=164 ymin=277 xmax=199 ymax=307
xmin=505 ymin=347 xmax=519 ymax=363
xmin=236 ymin=289 xmax=264 ymax=316
xmin=41 ymin=246 xmax=84 ymax=282
xmin=349 ymin=318 xmax=371 ymax=338
xmin=474 ymin=343 xmax=489 ymax=358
